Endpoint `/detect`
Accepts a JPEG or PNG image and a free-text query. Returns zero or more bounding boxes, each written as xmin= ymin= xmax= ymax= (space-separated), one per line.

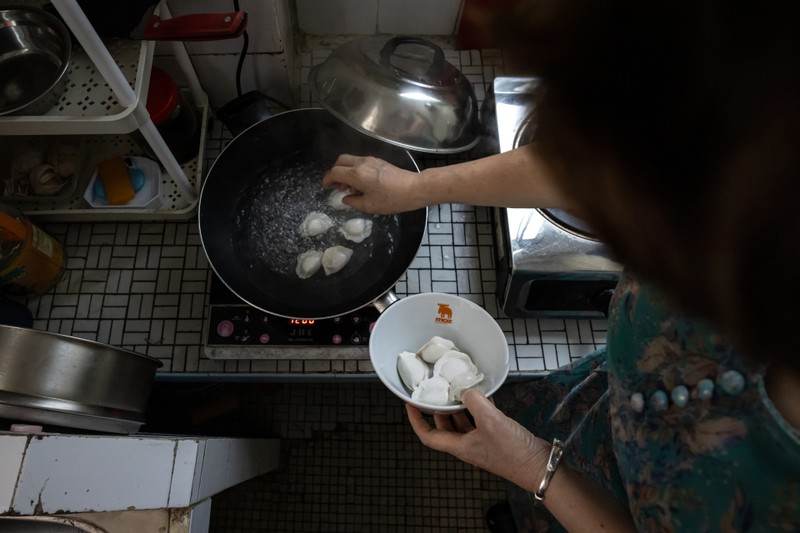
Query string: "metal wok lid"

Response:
xmin=309 ymin=36 xmax=481 ymax=154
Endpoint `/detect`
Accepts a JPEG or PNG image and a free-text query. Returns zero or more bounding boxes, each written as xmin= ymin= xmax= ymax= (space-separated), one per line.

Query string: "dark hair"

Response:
xmin=496 ymin=0 xmax=800 ymax=368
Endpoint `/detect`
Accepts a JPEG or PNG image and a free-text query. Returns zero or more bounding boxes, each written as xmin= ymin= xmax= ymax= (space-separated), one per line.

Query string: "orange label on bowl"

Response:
xmin=435 ymin=303 xmax=453 ymax=324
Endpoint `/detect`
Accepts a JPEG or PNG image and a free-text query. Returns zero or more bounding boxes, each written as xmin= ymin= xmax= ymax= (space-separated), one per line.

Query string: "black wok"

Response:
xmin=198 ymin=108 xmax=427 ymax=319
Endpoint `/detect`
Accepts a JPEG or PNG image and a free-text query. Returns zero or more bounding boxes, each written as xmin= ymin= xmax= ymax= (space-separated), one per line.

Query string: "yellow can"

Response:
xmin=0 ymin=203 xmax=66 ymax=295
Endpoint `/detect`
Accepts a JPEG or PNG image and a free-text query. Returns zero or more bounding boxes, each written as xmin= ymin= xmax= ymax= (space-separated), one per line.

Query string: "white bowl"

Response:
xmin=369 ymin=292 xmax=509 ymax=414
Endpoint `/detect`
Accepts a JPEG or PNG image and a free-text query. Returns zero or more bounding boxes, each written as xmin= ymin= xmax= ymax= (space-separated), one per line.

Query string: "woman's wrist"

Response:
xmin=415 ymin=166 xmax=458 ymax=208
xmin=503 ymin=435 xmax=553 ymax=493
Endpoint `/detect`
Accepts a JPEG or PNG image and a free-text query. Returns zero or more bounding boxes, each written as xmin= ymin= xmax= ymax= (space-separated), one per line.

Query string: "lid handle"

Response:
xmin=379 ymin=36 xmax=445 ymax=79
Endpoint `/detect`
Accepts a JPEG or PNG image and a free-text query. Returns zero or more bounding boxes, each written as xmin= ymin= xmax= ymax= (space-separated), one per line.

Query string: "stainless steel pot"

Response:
xmin=0 ymin=325 xmax=162 ymax=433
xmin=0 ymin=7 xmax=71 ymax=116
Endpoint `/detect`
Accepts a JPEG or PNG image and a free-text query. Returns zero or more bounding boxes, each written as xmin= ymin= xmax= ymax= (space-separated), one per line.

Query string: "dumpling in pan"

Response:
xmin=300 ymin=212 xmax=334 ymax=237
xmin=321 ymin=245 xmax=353 ymax=276
xmin=327 ymin=188 xmax=355 ymax=210
xmin=296 ymin=250 xmax=323 ymax=279
xmin=339 ymin=218 xmax=373 ymax=243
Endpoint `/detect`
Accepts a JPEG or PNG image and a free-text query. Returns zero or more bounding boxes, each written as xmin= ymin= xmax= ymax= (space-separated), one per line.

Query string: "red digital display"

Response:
xmin=289 ymin=319 xmax=316 ymax=325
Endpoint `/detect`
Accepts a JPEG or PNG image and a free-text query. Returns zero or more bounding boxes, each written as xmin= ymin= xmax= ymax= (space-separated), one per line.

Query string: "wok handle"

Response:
xmin=372 ymin=290 xmax=400 ymax=314
xmin=142 ymin=12 xmax=248 ymax=41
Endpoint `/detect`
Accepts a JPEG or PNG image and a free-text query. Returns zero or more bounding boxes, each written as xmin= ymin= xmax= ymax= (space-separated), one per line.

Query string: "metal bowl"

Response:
xmin=0 ymin=7 xmax=71 ymax=116
xmin=0 ymin=324 xmax=162 ymax=433
xmin=309 ymin=36 xmax=481 ymax=154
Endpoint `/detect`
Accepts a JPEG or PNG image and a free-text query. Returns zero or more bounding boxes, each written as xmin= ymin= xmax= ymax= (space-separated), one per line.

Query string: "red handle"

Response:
xmin=142 ymin=12 xmax=248 ymax=41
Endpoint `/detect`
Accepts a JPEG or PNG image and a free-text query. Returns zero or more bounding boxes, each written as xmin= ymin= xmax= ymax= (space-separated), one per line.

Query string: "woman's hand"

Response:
xmin=322 ymin=154 xmax=424 ymax=214
xmin=408 ymin=389 xmax=638 ymax=532
xmin=406 ymin=389 xmax=550 ymax=490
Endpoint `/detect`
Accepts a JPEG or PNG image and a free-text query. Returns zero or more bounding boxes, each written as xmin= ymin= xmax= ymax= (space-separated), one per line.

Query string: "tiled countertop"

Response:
xmin=21 ymin=48 xmax=608 ymax=380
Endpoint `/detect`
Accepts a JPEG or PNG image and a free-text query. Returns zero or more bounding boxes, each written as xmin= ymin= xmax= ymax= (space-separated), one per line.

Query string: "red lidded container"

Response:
xmin=144 ymin=67 xmax=201 ymax=164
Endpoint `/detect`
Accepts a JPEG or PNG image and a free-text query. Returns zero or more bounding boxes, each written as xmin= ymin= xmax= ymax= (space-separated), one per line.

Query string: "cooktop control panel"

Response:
xmin=208 ymin=305 xmax=377 ymax=347
xmin=204 ymin=303 xmax=378 ymax=359
xmin=204 ymin=273 xmax=382 ymax=359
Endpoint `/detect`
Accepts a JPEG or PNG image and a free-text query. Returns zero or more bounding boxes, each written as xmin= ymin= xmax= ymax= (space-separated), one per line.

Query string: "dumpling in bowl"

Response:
xmin=321 ymin=245 xmax=353 ymax=276
xmin=339 ymin=218 xmax=373 ymax=243
xmin=327 ymin=188 xmax=355 ymax=210
xmin=300 ymin=212 xmax=334 ymax=237
xmin=416 ymin=335 xmax=457 ymax=364
xmin=296 ymin=250 xmax=323 ymax=279
xmin=397 ymin=350 xmax=430 ymax=391
xmin=433 ymin=350 xmax=479 ymax=382
xmin=433 ymin=350 xmax=485 ymax=402
xmin=411 ymin=375 xmax=451 ymax=406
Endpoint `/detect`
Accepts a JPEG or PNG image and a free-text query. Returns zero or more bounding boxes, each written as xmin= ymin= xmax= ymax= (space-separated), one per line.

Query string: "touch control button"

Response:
xmin=351 ymin=334 xmax=361 ymax=344
xmin=216 ymin=320 xmax=235 ymax=338
xmin=332 ymin=334 xmax=343 ymax=345
xmin=369 ymin=321 xmax=376 ymax=333
xmin=259 ymin=333 xmax=270 ymax=344
xmin=351 ymin=315 xmax=361 ymax=324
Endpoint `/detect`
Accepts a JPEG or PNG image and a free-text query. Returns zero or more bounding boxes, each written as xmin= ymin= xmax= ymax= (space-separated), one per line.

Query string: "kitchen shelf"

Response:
xmin=0 ymin=0 xmax=205 ymax=220
xmin=7 ymin=98 xmax=208 ymax=221
xmin=0 ymin=39 xmax=153 ymax=136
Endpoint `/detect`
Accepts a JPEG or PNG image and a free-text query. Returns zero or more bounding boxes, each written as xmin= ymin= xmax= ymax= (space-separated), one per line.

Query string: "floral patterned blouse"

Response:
xmin=495 ymin=272 xmax=800 ymax=532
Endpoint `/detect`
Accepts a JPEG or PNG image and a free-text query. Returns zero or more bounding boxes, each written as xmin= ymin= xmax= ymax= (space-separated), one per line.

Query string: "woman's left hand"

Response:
xmin=406 ymin=389 xmax=549 ymax=490
xmin=408 ymin=389 xmax=638 ymax=532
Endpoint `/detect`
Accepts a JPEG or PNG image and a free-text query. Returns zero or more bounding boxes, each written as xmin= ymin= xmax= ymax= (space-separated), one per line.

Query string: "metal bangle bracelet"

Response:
xmin=534 ymin=438 xmax=565 ymax=501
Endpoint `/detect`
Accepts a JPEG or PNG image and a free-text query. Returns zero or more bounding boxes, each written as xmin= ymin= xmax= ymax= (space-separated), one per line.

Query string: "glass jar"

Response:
xmin=0 ymin=202 xmax=66 ymax=295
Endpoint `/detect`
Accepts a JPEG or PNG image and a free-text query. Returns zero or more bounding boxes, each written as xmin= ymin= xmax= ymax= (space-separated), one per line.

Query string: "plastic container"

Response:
xmin=0 ymin=202 xmax=66 ymax=294
xmin=83 ymin=155 xmax=163 ymax=209
xmin=139 ymin=67 xmax=201 ymax=164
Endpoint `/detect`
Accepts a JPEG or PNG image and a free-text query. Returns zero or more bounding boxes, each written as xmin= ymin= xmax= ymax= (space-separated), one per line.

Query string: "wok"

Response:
xmin=198 ymin=108 xmax=427 ymax=319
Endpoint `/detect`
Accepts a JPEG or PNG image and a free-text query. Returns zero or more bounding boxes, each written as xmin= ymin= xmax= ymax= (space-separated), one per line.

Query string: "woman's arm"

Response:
xmin=407 ymin=389 xmax=636 ymax=533
xmin=321 ymin=145 xmax=573 ymax=214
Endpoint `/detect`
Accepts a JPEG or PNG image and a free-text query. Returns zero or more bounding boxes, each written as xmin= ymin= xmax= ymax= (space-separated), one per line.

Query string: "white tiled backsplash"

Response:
xmin=296 ymin=0 xmax=463 ymax=35
xmin=157 ymin=0 xmax=296 ymax=110
xmin=157 ymin=0 xmax=465 ymax=109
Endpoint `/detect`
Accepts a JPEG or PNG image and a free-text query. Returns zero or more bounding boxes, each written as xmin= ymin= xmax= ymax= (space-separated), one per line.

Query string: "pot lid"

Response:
xmin=309 ymin=36 xmax=481 ymax=154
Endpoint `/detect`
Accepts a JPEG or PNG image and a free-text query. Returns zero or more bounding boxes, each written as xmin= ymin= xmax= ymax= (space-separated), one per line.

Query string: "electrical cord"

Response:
xmin=231 ymin=0 xmax=292 ymax=110
xmin=233 ymin=0 xmax=248 ymax=97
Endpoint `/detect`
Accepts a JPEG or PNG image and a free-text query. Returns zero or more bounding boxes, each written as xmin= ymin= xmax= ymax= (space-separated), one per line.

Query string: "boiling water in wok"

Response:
xmin=233 ymin=150 xmax=401 ymax=289
xmin=199 ymin=108 xmax=427 ymax=318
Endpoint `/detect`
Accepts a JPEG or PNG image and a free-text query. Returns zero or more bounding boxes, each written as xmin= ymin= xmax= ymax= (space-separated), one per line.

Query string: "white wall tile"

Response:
xmin=164 ymin=0 xmax=287 ymax=54
xmin=297 ymin=0 xmax=378 ymax=35
xmin=14 ymin=436 xmax=176 ymax=513
xmin=0 ymin=436 xmax=26 ymax=513
xmin=156 ymin=0 xmax=295 ymax=110
xmin=275 ymin=0 xmax=298 ymax=88
xmin=155 ymin=53 xmax=294 ymax=112
xmin=167 ymin=440 xmax=203 ymax=508
xmin=378 ymin=0 xmax=462 ymax=35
